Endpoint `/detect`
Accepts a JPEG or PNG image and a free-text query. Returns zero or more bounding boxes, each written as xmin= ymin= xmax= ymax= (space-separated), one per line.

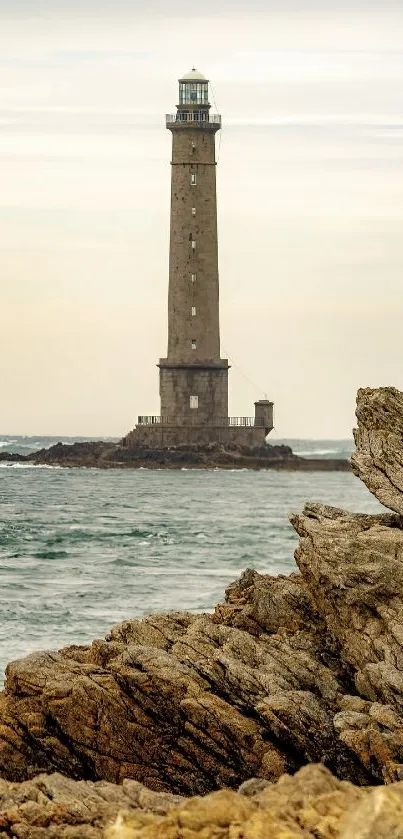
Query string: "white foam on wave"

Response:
xmin=0 ymin=463 xmax=62 ymax=470
xmin=293 ymin=448 xmax=339 ymax=456
xmin=213 ymin=467 xmax=251 ymax=472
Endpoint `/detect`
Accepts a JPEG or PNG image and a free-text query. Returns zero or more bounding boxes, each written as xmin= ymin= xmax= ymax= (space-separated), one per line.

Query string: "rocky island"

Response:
xmin=0 ymin=386 xmax=402 ymax=837
xmin=0 ymin=438 xmax=350 ymax=470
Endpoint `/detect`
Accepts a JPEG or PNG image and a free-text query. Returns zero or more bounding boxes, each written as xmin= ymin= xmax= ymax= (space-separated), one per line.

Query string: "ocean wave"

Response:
xmin=0 ymin=463 xmax=62 ymax=469
xmin=213 ymin=467 xmax=251 ymax=472
xmin=293 ymin=448 xmax=339 ymax=456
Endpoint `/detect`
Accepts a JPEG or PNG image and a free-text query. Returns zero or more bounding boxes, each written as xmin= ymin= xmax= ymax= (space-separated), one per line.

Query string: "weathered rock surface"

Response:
xmin=0 ymin=385 xmax=401 ymax=803
xmin=2 ymin=764 xmax=403 ymax=839
xmin=352 ymin=386 xmax=403 ymax=514
xmin=0 ymin=771 xmax=182 ymax=838
xmin=292 ymin=503 xmax=403 ymax=782
xmin=105 ymin=764 xmax=403 ymax=839
xmin=0 ymin=544 xmax=386 ymax=792
xmin=1 ymin=497 xmax=403 ymax=789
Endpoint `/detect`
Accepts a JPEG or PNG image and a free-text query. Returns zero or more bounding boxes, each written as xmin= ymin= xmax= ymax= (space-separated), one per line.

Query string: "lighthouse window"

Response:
xmin=190 ymin=396 xmax=199 ymax=409
xmin=192 ymin=207 xmax=196 ymax=216
xmin=191 ymin=173 xmax=197 ymax=185
xmin=191 ymin=339 xmax=197 ymax=350
xmin=192 ymin=306 xmax=196 ymax=316
xmin=191 ymin=273 xmax=196 ymax=283
xmin=179 ymin=82 xmax=209 ymax=106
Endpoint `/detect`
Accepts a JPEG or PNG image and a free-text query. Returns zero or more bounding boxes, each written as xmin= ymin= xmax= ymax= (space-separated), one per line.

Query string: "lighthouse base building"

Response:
xmin=127 ymin=69 xmax=273 ymax=449
xmin=132 ymin=402 xmax=274 ymax=448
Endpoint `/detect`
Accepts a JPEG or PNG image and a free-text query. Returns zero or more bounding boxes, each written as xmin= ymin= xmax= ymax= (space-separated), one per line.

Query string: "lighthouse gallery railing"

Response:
xmin=166 ymin=112 xmax=221 ymax=127
xmin=137 ymin=416 xmax=265 ymax=427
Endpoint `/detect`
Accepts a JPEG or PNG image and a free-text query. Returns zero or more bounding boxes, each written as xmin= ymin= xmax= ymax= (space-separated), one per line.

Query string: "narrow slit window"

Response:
xmin=191 ymin=173 xmax=197 ymax=185
xmin=192 ymin=207 xmax=196 ymax=216
xmin=191 ymin=273 xmax=196 ymax=283
xmin=191 ymin=240 xmax=196 ymax=250
xmin=190 ymin=395 xmax=199 ymax=409
xmin=191 ymin=339 xmax=197 ymax=350
xmin=191 ymin=306 xmax=196 ymax=316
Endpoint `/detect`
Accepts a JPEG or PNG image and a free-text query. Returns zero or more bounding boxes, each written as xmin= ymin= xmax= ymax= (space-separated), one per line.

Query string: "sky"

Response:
xmin=1 ymin=0 xmax=402 ymax=438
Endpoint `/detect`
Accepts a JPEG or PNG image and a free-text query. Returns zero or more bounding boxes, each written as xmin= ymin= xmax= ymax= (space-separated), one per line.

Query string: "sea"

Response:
xmin=0 ymin=435 xmax=384 ymax=684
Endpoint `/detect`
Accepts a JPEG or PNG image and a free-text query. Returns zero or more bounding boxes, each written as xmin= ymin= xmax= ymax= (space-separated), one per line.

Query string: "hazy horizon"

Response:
xmin=1 ymin=0 xmax=402 ymax=437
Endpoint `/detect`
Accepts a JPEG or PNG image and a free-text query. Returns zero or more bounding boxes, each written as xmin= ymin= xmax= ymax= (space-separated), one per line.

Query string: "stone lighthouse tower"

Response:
xmin=131 ymin=69 xmax=273 ymax=447
xmin=159 ymin=68 xmax=228 ymax=429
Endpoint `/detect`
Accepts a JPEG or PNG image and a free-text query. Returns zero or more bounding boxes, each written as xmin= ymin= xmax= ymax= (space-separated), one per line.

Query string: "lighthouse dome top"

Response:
xmin=179 ymin=68 xmax=207 ymax=82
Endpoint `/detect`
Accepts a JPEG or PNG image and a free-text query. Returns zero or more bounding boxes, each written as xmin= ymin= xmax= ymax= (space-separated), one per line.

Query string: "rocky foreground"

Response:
xmin=1 ymin=764 xmax=403 ymax=838
xmin=0 ymin=385 xmax=401 ymax=838
xmin=0 ymin=440 xmax=350 ymax=471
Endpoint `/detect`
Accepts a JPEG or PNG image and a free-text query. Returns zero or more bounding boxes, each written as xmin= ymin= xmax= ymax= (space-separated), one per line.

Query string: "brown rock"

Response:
xmin=0 ymin=386 xmax=402 ymax=795
xmin=0 ymin=771 xmax=181 ymax=838
xmin=0 ymin=515 xmax=396 ymax=791
xmin=339 ymin=785 xmax=403 ymax=838
xmin=104 ymin=764 xmax=403 ymax=839
xmin=291 ymin=501 xmax=403 ymax=781
xmin=0 ymin=501 xmax=396 ymax=792
xmin=352 ymin=386 xmax=403 ymax=515
xmin=0 ymin=764 xmax=400 ymax=839
xmin=0 ymin=583 xmax=373 ymax=790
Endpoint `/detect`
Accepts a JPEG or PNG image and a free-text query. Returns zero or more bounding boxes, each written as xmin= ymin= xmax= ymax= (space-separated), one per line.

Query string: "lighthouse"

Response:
xmin=159 ymin=68 xmax=228 ymax=427
xmin=130 ymin=70 xmax=273 ymax=447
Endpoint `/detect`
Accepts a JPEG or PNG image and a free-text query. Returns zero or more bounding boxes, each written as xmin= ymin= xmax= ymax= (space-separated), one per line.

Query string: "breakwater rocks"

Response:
xmin=0 ymin=385 xmax=402 ymax=838
xmin=0 ymin=439 xmax=350 ymax=470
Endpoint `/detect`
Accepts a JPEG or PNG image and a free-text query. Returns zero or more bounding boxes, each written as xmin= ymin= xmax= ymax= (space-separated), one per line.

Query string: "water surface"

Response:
xmin=0 ymin=437 xmax=382 ymax=682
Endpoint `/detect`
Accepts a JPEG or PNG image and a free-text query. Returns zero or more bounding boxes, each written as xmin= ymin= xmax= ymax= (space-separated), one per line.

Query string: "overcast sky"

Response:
xmin=1 ymin=0 xmax=402 ymax=438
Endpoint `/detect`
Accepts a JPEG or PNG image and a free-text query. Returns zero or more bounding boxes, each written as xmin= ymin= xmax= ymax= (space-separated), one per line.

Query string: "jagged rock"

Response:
xmin=352 ymin=386 xmax=403 ymax=514
xmin=0 ymin=771 xmax=181 ymax=838
xmin=292 ymin=502 xmax=403 ymax=781
xmin=0 ymin=566 xmax=375 ymax=792
xmin=0 ymin=386 xmax=401 ymax=796
xmin=1 ymin=494 xmax=403 ymax=790
xmin=103 ymin=764 xmax=403 ymax=839
xmin=0 ymin=764 xmax=401 ymax=839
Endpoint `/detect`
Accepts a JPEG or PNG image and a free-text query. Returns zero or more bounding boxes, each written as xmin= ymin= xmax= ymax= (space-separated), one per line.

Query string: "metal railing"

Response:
xmin=166 ymin=112 xmax=221 ymax=127
xmin=137 ymin=416 xmax=265 ymax=427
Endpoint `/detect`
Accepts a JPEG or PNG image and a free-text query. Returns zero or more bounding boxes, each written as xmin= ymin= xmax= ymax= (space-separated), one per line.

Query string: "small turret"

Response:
xmin=254 ymin=400 xmax=274 ymax=436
